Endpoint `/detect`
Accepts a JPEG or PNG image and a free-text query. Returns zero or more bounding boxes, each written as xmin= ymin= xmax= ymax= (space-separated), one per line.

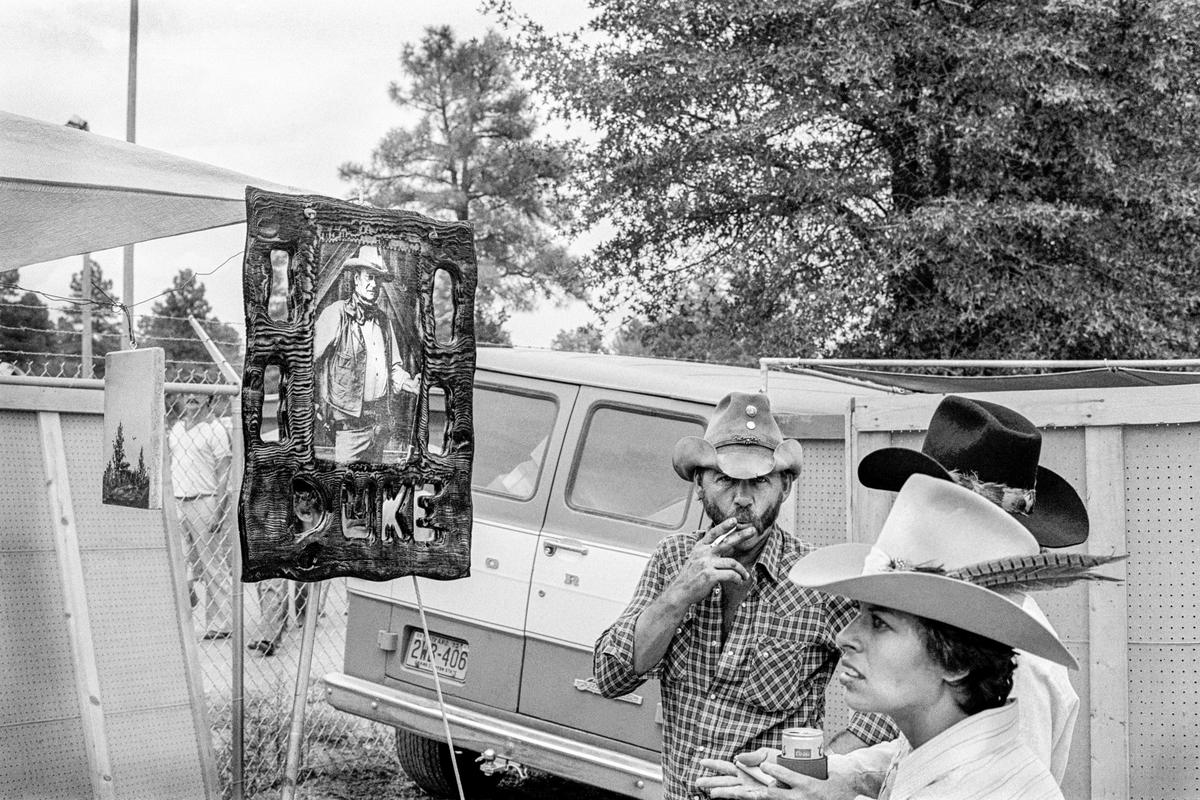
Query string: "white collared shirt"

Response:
xmin=877 ymin=701 xmax=1063 ymax=800
xmin=360 ymin=316 xmax=390 ymax=401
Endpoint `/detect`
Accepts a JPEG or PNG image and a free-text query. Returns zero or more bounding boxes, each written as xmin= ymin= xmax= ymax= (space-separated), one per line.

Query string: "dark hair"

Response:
xmin=916 ymin=615 xmax=1016 ymax=715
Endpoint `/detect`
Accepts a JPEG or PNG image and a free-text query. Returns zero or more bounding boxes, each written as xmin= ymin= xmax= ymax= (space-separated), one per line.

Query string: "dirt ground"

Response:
xmin=288 ymin=742 xmax=628 ymax=800
xmin=297 ymin=766 xmax=628 ymax=800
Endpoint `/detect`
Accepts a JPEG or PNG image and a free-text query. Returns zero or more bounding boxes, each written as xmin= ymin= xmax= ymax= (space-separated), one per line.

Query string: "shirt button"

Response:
xmin=708 ymin=693 xmax=715 ymax=700
xmin=709 ymin=640 xmax=718 ymax=647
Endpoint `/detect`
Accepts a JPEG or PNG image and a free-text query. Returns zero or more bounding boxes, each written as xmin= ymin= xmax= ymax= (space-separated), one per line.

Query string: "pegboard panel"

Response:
xmin=1028 ymin=581 xmax=1091 ymax=649
xmin=1039 ymin=428 xmax=1086 ymax=492
xmin=0 ymin=554 xmax=79 ymax=727
xmin=0 ymin=717 xmax=91 ymax=800
xmin=1125 ymin=425 xmax=1199 ymax=641
xmin=61 ymin=413 xmax=167 ymax=551
xmin=84 ymin=551 xmax=191 ymax=714
xmin=793 ymin=440 xmax=847 ymax=546
xmin=0 ymin=404 xmax=212 ymax=799
xmin=1129 ymin=645 xmax=1200 ymax=798
xmin=821 ymin=671 xmax=852 ymax=739
xmin=0 ymin=410 xmax=55 ymax=551
xmin=106 ymin=707 xmax=205 ymax=800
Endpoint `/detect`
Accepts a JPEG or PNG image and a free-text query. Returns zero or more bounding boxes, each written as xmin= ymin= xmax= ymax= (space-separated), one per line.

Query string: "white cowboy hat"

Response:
xmin=790 ymin=474 xmax=1085 ymax=668
xmin=342 ymin=244 xmax=393 ymax=280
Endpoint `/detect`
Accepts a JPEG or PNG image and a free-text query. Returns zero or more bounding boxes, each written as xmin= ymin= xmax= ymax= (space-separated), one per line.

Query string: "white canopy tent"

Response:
xmin=0 ymin=109 xmax=311 ymax=269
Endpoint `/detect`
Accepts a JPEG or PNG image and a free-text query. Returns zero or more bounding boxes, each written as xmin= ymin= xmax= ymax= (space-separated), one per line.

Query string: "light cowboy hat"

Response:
xmin=857 ymin=395 xmax=1088 ymax=548
xmin=341 ymin=244 xmax=394 ymax=281
xmin=672 ymin=391 xmax=803 ymax=481
xmin=789 ymin=474 xmax=1122 ymax=668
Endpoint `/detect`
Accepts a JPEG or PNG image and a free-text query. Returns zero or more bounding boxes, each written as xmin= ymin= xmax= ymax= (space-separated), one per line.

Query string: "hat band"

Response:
xmin=948 ymin=469 xmax=1036 ymax=516
xmin=861 ymin=545 xmax=1125 ymax=594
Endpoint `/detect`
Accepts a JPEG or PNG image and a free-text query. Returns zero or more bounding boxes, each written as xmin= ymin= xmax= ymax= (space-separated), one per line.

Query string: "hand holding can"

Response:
xmin=778 ymin=727 xmax=827 ymax=780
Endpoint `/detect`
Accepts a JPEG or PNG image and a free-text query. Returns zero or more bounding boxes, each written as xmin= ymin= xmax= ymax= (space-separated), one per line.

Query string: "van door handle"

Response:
xmin=544 ymin=539 xmax=589 ymax=557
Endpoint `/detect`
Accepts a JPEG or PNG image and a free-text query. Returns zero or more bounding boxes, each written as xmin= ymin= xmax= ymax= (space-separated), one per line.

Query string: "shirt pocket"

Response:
xmin=741 ymin=636 xmax=812 ymax=712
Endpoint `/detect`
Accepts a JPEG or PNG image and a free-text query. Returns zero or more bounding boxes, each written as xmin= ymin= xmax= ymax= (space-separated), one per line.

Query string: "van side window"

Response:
xmin=470 ymin=387 xmax=557 ymax=500
xmin=567 ymin=405 xmax=703 ymax=527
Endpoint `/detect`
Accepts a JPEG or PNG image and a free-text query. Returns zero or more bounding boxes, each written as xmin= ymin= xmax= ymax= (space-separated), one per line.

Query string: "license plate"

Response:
xmin=403 ymin=629 xmax=470 ymax=681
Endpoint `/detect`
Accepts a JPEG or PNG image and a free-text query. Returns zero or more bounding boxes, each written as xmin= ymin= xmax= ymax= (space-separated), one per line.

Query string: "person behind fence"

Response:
xmin=698 ymin=474 xmax=1121 ymax=800
xmin=698 ymin=396 xmax=1092 ymax=799
xmin=247 ymin=578 xmax=286 ymax=657
xmin=593 ymin=391 xmax=898 ymax=800
xmin=314 ymin=244 xmax=420 ymax=464
xmin=169 ymin=393 xmax=232 ymax=640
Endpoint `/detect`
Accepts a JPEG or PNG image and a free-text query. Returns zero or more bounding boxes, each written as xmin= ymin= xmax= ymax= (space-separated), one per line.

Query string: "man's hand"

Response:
xmin=664 ymin=518 xmax=754 ymax=607
xmin=629 ymin=519 xmax=756 ymax=674
xmin=394 ymin=369 xmax=421 ymax=394
xmin=698 ymin=747 xmax=779 ymax=797
xmin=697 ymin=749 xmax=867 ymax=800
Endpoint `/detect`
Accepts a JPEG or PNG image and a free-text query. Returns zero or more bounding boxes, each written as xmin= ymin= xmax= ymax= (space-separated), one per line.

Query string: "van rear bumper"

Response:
xmin=323 ymin=672 xmax=663 ymax=800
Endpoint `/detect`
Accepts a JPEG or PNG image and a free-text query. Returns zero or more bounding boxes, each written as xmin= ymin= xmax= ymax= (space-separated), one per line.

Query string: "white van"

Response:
xmin=323 ymin=348 xmax=888 ymax=798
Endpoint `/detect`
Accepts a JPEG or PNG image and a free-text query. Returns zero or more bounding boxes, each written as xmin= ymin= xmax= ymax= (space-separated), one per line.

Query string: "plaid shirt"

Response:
xmin=594 ymin=526 xmax=899 ymax=800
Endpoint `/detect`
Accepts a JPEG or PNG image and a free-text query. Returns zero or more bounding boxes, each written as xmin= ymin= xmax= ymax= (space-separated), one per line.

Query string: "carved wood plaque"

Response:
xmin=238 ymin=188 xmax=476 ymax=582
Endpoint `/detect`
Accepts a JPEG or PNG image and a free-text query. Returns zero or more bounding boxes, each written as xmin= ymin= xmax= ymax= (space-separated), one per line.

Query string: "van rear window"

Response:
xmin=568 ymin=405 xmax=703 ymax=527
xmin=470 ymin=387 xmax=556 ymax=500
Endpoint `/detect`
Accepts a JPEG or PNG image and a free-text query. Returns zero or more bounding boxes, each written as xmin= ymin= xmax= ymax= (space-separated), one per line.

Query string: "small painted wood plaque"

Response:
xmin=102 ymin=347 xmax=165 ymax=509
xmin=239 ymin=188 xmax=476 ymax=582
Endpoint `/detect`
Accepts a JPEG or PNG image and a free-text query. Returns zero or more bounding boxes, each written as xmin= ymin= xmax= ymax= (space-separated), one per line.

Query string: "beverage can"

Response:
xmin=781 ymin=727 xmax=824 ymax=760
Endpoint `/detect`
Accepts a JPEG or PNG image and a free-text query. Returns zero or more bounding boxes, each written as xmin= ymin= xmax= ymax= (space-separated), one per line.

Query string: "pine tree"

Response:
xmin=341 ymin=26 xmax=582 ymax=342
xmin=137 ymin=269 xmax=242 ymax=382
xmin=0 ymin=269 xmax=56 ymax=373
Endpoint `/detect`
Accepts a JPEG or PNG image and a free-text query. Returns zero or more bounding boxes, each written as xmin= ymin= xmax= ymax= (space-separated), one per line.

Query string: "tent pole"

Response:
xmin=122 ymin=0 xmax=138 ymax=349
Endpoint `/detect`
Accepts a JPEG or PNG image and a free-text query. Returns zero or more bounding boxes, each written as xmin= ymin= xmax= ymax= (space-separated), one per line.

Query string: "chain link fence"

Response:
xmin=0 ymin=303 xmax=243 ymax=383
xmin=0 ymin=304 xmax=410 ymax=797
xmin=2 ymin=305 xmax=591 ymax=798
xmin=166 ymin=388 xmax=399 ymax=799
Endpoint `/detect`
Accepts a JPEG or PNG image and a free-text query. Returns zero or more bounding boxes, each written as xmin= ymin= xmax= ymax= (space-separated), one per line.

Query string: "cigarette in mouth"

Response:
xmin=711 ymin=530 xmax=734 ymax=548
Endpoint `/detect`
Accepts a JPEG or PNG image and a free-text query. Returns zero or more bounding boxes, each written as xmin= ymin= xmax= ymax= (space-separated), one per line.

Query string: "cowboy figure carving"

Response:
xmin=314 ymin=245 xmax=420 ymax=463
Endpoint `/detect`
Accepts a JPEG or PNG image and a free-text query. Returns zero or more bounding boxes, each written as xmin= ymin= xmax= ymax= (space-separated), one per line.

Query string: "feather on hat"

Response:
xmin=790 ymin=474 xmax=1124 ymax=668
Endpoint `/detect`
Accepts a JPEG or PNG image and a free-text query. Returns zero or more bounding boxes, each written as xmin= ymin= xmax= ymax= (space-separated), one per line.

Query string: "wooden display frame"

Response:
xmin=239 ymin=188 xmax=476 ymax=582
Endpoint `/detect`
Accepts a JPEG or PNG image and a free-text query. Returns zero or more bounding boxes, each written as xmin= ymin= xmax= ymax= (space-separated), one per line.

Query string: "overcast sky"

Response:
xmin=1 ymin=0 xmax=595 ymax=347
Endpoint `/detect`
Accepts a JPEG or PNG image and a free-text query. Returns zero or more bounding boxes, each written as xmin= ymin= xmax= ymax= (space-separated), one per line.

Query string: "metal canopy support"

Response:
xmin=758 ymin=357 xmax=1200 ymax=393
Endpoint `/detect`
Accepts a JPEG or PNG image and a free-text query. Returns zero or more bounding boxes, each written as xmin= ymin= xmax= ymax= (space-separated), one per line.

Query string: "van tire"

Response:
xmin=394 ymin=728 xmax=499 ymax=797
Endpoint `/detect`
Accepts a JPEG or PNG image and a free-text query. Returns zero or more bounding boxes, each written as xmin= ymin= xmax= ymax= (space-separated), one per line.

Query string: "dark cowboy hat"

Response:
xmin=341 ymin=245 xmax=394 ymax=281
xmin=673 ymin=391 xmax=803 ymax=481
xmin=857 ymin=395 xmax=1088 ymax=548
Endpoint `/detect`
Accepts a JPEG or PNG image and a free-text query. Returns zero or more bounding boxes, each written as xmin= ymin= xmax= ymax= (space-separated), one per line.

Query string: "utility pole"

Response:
xmin=81 ymin=255 xmax=93 ymax=378
xmin=121 ymin=0 xmax=139 ymax=349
